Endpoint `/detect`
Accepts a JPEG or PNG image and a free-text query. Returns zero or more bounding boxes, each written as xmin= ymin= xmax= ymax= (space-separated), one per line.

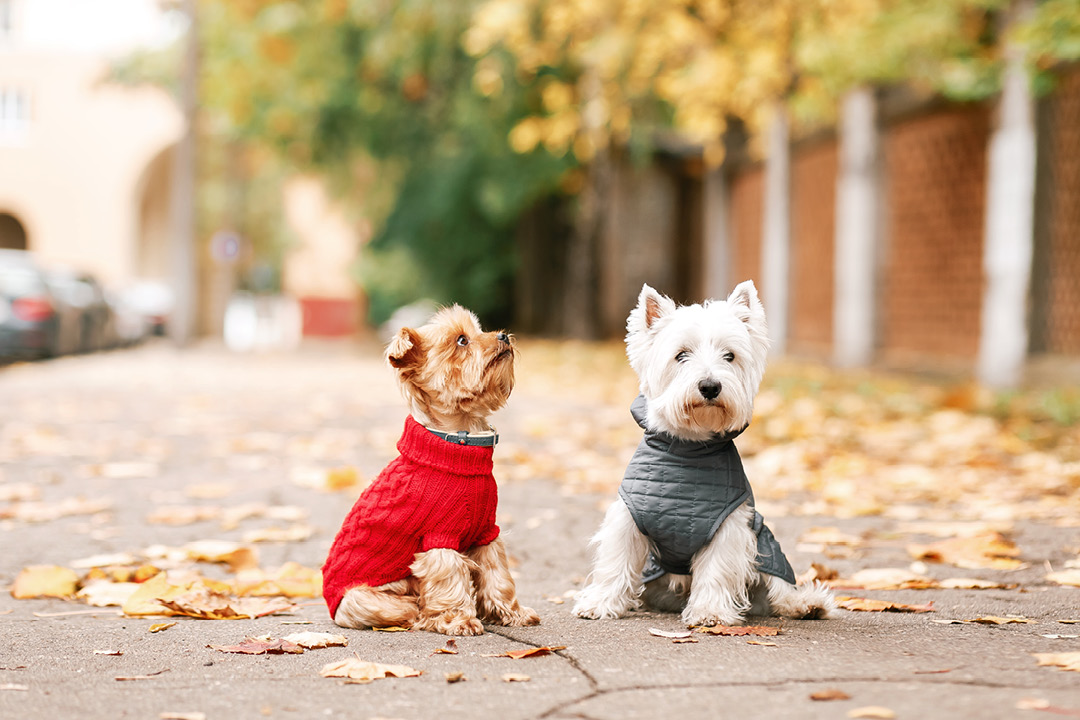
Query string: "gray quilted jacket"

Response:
xmin=618 ymin=395 xmax=796 ymax=585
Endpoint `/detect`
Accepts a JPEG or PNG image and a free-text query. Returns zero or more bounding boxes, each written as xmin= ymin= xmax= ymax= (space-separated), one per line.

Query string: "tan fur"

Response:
xmin=334 ymin=305 xmax=536 ymax=635
xmin=469 ymin=538 xmax=541 ymax=626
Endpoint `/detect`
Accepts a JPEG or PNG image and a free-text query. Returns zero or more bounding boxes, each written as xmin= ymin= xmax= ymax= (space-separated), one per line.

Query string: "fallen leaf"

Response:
xmin=160 ymin=589 xmax=294 ymax=620
xmin=242 ymin=525 xmax=313 ymax=543
xmin=796 ymin=563 xmax=839 ymax=585
xmin=835 ymin=596 xmax=934 ymax=613
xmin=908 ymin=533 xmax=1024 ymax=570
xmin=502 ymin=673 xmax=531 ymax=682
xmin=649 ymin=628 xmax=693 ymax=639
xmin=1047 ymin=570 xmax=1080 ymax=588
xmin=938 ymin=578 xmax=1016 ymax=590
xmin=11 ymin=565 xmax=78 ymax=599
xmin=320 ymin=658 xmax=422 ymax=683
xmin=1041 ymin=634 xmax=1080 ymax=639
xmin=799 ymin=527 xmax=864 ymax=545
xmin=912 ymin=668 xmax=953 ymax=674
xmin=0 ymin=684 xmax=29 ymax=691
xmin=1016 ymin=698 xmax=1080 ymax=716
xmin=159 ymin=713 xmax=206 ymax=720
xmin=967 ymin=616 xmax=1034 ymax=625
xmin=848 ymin=707 xmax=896 ymax=719
xmin=70 ymin=552 xmax=139 ymax=569
xmin=93 ymin=650 xmax=123 ymax=656
xmin=831 ymin=568 xmax=937 ymax=590
xmin=1033 ymin=652 xmax=1080 ymax=672
xmin=233 ymin=562 xmax=322 ymax=598
xmin=432 ymin=648 xmax=458 ymax=655
xmin=282 ymin=632 xmax=348 ymax=649
xmin=695 ymin=625 xmax=781 ymax=636
xmin=445 ymin=671 xmax=466 ymax=683
xmin=208 ymin=637 xmax=304 ymax=655
xmin=182 ymin=541 xmax=258 ymax=572
xmin=372 ymin=626 xmax=410 ymax=632
xmin=325 ymin=466 xmax=361 ymax=491
xmin=149 ymin=622 xmax=176 ymax=633
xmin=672 ymin=637 xmax=699 ymax=644
xmin=482 ymin=646 xmax=566 ymax=659
xmin=77 ymin=581 xmax=141 ymax=607
xmin=746 ymin=640 xmax=778 ymax=646
xmin=115 ymin=668 xmax=170 ymax=681
xmin=810 ymin=688 xmax=851 ymax=701
xmin=1061 ymin=620 xmax=1080 ymax=625
xmin=146 ymin=506 xmax=220 ymax=526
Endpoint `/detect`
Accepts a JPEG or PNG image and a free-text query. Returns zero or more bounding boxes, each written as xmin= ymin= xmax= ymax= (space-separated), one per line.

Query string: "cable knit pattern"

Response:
xmin=321 ymin=415 xmax=500 ymax=618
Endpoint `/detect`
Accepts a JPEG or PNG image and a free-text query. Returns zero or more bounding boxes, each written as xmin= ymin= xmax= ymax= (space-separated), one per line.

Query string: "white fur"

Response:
xmin=575 ymin=281 xmax=833 ymax=625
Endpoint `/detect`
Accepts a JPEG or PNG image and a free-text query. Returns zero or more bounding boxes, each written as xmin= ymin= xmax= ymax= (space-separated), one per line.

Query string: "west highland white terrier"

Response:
xmin=574 ymin=282 xmax=834 ymax=627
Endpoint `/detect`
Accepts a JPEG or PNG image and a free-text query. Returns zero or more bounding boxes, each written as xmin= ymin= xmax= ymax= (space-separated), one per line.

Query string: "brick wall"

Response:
xmin=1037 ymin=69 xmax=1080 ymax=354
xmin=880 ymin=106 xmax=990 ymax=362
xmin=729 ymin=167 xmax=764 ymax=295
xmin=789 ymin=139 xmax=838 ymax=356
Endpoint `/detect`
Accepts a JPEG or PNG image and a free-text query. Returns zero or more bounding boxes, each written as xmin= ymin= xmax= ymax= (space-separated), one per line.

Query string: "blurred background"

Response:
xmin=1 ymin=0 xmax=1078 ymax=388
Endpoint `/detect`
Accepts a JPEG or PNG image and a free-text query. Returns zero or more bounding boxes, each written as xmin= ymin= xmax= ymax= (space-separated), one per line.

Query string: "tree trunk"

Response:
xmin=761 ymin=104 xmax=791 ymax=354
xmin=977 ymin=0 xmax=1036 ymax=388
xmin=833 ymin=87 xmax=881 ymax=368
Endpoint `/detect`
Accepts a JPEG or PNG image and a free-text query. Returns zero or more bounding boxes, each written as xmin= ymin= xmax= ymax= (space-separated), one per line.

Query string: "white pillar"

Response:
xmin=977 ymin=2 xmax=1036 ymax=388
xmin=833 ymin=87 xmax=881 ymax=367
xmin=762 ymin=105 xmax=790 ymax=354
xmin=702 ymin=168 xmax=731 ymax=299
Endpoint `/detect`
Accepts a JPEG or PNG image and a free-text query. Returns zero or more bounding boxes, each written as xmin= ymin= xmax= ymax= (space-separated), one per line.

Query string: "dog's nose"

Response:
xmin=698 ymin=382 xmax=721 ymax=401
xmin=496 ymin=332 xmax=510 ymax=344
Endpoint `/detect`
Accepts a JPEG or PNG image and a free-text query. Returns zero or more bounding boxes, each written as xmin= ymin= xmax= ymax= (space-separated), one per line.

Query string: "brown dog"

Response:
xmin=322 ymin=305 xmax=539 ymax=635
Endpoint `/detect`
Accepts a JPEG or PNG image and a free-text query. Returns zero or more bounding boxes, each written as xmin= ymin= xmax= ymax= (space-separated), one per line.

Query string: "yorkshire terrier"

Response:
xmin=574 ymin=282 xmax=833 ymax=626
xmin=322 ymin=305 xmax=540 ymax=635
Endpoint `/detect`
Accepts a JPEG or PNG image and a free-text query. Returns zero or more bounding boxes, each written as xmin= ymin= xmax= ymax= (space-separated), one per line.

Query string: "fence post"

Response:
xmin=977 ymin=0 xmax=1036 ymax=388
xmin=833 ymin=87 xmax=881 ymax=368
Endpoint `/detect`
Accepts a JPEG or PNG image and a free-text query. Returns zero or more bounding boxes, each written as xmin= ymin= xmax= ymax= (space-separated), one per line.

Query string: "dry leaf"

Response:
xmin=77 ymin=581 xmax=141 ymax=607
xmin=146 ymin=506 xmax=220 ymax=526
xmin=848 ymin=707 xmax=896 ymax=719
xmin=832 ymin=568 xmax=937 ymax=590
xmin=183 ymin=541 xmax=258 ymax=572
xmin=373 ymin=626 xmax=410 ymax=632
xmin=649 ymin=628 xmax=693 ymax=639
xmin=799 ymin=527 xmax=864 ymax=545
xmin=160 ymin=589 xmax=294 ymax=620
xmin=1033 ymin=652 xmax=1080 ymax=672
xmin=695 ymin=625 xmax=780 ymax=636
xmin=232 ymin=562 xmax=322 ymax=598
xmin=11 ymin=565 xmax=78 ymax=599
xmin=325 ymin=466 xmax=361 ymax=491
xmin=149 ymin=622 xmax=176 ymax=633
xmin=115 ymin=669 xmax=170 ymax=681
xmin=242 ymin=525 xmax=313 ymax=543
xmin=208 ymin=637 xmax=304 ymax=655
xmin=93 ymin=650 xmax=123 ymax=656
xmin=159 ymin=713 xmax=206 ymax=720
xmin=502 ymin=673 xmax=530 ymax=682
xmin=320 ymin=658 xmax=422 ymax=682
xmin=967 ymin=616 xmax=1034 ymax=625
xmin=281 ymin=632 xmax=348 ymax=649
xmin=1047 ymin=570 xmax=1080 ymax=588
xmin=938 ymin=578 xmax=1016 ymax=590
xmin=431 ymin=648 xmax=458 ymax=655
xmin=672 ymin=637 xmax=699 ymax=644
xmin=746 ymin=640 xmax=778 ymax=646
xmin=796 ymin=563 xmax=839 ymax=585
xmin=70 ymin=552 xmax=139 ymax=569
xmin=122 ymin=573 xmax=181 ymax=616
xmin=483 ymin=646 xmax=566 ymax=659
xmin=908 ymin=533 xmax=1023 ymax=570
xmin=810 ymin=688 xmax=851 ymax=701
xmin=445 ymin=671 xmax=466 ymax=683
xmin=835 ymin=596 xmax=934 ymax=613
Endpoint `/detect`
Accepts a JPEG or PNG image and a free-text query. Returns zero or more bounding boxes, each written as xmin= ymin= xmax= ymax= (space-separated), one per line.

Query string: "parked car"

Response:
xmin=0 ymin=249 xmax=62 ymax=359
xmin=44 ymin=268 xmax=112 ymax=353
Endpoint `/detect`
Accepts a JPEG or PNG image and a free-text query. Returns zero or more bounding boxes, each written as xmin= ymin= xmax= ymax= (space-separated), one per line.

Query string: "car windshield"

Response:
xmin=0 ymin=267 xmax=46 ymax=297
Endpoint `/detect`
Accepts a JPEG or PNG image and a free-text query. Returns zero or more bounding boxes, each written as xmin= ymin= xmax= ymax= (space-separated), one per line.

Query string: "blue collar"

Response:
xmin=424 ymin=426 xmax=499 ymax=447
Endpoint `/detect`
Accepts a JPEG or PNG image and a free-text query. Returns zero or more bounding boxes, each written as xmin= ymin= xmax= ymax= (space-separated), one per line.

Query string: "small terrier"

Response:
xmin=574 ymin=282 xmax=833 ymax=627
xmin=322 ymin=305 xmax=540 ymax=635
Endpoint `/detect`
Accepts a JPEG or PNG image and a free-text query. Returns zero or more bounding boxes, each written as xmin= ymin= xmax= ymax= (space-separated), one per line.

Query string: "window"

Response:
xmin=0 ymin=87 xmax=31 ymax=143
xmin=0 ymin=0 xmax=12 ymax=40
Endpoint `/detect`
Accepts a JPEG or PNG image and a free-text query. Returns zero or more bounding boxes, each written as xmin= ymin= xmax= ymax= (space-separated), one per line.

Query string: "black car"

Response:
xmin=0 ymin=249 xmax=62 ymax=359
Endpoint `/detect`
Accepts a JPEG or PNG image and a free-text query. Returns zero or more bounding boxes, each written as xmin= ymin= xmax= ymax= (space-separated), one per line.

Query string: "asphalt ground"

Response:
xmin=1 ymin=341 xmax=1078 ymax=720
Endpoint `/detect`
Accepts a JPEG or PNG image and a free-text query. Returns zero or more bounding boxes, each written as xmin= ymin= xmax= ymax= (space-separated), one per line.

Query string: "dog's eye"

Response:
xmin=457 ymin=335 xmax=469 ymax=347
xmin=724 ymin=351 xmax=735 ymax=363
xmin=675 ymin=350 xmax=690 ymax=363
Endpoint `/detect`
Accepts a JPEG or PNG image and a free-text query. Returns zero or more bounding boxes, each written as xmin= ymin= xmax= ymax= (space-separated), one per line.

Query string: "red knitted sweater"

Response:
xmin=321 ymin=415 xmax=500 ymax=618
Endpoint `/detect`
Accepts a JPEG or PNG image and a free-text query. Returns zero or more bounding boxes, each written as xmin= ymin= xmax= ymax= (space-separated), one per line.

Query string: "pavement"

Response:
xmin=1 ymin=341 xmax=1078 ymax=720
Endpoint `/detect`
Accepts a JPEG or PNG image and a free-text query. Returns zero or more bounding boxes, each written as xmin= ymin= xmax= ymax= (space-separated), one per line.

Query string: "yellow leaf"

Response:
xmin=320 ymin=658 xmax=422 ymax=682
xmin=1033 ymin=652 xmax=1080 ymax=672
xmin=848 ymin=707 xmax=896 ymax=719
xmin=501 ymin=673 xmax=530 ymax=682
xmin=835 ymin=596 xmax=934 ymax=613
xmin=1046 ymin=569 xmax=1080 ymax=587
xmin=11 ymin=565 xmax=78 ymax=599
xmin=149 ymin=622 xmax=177 ymax=633
xmin=183 ymin=541 xmax=258 ymax=572
xmin=968 ymin=616 xmax=1034 ymax=625
xmin=77 ymin=581 xmax=141 ymax=607
xmin=122 ymin=573 xmax=185 ymax=617
xmin=907 ymin=533 xmax=1023 ymax=570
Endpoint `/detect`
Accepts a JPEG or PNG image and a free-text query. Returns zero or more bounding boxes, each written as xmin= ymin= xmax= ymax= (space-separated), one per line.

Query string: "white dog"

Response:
xmin=573 ymin=282 xmax=833 ymax=627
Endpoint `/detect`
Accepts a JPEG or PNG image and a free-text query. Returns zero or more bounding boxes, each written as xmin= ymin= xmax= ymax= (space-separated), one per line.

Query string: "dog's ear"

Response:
xmin=387 ymin=327 xmax=425 ymax=370
xmin=628 ymin=284 xmax=675 ymax=335
xmin=727 ymin=280 xmax=769 ymax=353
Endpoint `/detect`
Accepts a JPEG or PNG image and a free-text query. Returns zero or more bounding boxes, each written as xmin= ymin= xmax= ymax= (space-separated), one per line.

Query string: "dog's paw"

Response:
xmin=495 ymin=606 xmax=540 ymax=627
xmin=681 ymin=606 xmax=744 ymax=628
xmin=772 ymin=582 xmax=835 ymax=620
xmin=573 ymin=589 xmax=634 ymax=620
xmin=415 ymin=612 xmax=485 ymax=636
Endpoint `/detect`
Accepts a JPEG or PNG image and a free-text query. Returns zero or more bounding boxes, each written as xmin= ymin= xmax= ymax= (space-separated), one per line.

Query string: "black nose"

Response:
xmin=496 ymin=332 xmax=509 ymax=344
xmin=698 ymin=382 xmax=721 ymax=401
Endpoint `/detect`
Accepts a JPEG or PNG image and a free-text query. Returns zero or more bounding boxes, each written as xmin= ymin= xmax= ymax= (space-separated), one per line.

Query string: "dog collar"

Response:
xmin=424 ymin=426 xmax=499 ymax=447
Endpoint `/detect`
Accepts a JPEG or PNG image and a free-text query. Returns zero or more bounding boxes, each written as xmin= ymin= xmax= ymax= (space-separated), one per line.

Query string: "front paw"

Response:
xmin=573 ymin=587 xmax=634 ymax=620
xmin=681 ymin=606 xmax=744 ymax=628
xmin=415 ymin=612 xmax=485 ymax=636
xmin=495 ymin=606 xmax=540 ymax=627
